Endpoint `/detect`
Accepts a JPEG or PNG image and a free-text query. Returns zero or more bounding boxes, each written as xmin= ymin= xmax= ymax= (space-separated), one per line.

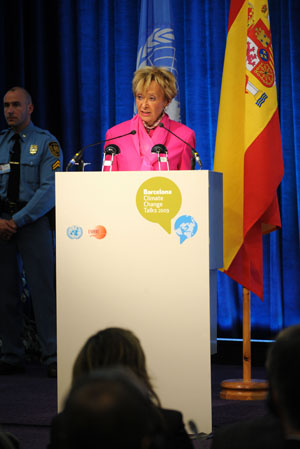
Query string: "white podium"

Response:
xmin=56 ymin=170 xmax=222 ymax=434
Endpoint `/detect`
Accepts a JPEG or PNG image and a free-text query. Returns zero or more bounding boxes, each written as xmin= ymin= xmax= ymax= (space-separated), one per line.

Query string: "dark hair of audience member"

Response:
xmin=72 ymin=327 xmax=161 ymax=405
xmin=266 ymin=324 xmax=300 ymax=432
xmin=62 ymin=367 xmax=166 ymax=449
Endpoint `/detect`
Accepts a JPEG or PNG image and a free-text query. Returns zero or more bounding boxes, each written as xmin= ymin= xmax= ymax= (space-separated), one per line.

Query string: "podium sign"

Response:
xmin=56 ymin=170 xmax=222 ymax=433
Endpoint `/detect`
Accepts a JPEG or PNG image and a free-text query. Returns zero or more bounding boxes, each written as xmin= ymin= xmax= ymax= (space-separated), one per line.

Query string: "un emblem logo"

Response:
xmin=67 ymin=226 xmax=83 ymax=239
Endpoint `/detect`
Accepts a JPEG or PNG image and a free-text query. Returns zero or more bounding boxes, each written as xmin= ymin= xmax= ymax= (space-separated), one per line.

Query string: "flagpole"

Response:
xmin=219 ymin=287 xmax=269 ymax=400
xmin=243 ymin=286 xmax=251 ymax=382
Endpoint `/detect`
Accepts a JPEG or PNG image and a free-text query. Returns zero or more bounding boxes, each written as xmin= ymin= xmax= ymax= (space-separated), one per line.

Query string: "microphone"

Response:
xmin=102 ymin=144 xmax=121 ymax=171
xmin=104 ymin=144 xmax=121 ymax=155
xmin=151 ymin=144 xmax=168 ymax=154
xmin=158 ymin=122 xmax=202 ymax=169
xmin=66 ymin=130 xmax=136 ymax=171
xmin=151 ymin=144 xmax=169 ymax=171
xmin=188 ymin=420 xmax=209 ymax=449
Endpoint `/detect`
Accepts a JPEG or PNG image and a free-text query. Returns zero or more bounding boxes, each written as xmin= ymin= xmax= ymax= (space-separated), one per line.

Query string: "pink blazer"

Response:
xmin=103 ymin=114 xmax=196 ymax=171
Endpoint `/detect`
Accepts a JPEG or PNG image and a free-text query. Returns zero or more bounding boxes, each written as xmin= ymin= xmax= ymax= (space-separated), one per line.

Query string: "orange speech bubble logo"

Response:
xmin=88 ymin=225 xmax=107 ymax=239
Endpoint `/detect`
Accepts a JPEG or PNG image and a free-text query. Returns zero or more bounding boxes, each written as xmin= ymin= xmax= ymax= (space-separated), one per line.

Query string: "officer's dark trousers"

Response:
xmin=0 ymin=214 xmax=56 ymax=366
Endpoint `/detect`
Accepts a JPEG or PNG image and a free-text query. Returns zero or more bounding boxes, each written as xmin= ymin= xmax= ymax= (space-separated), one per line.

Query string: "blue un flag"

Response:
xmin=136 ymin=0 xmax=181 ymax=121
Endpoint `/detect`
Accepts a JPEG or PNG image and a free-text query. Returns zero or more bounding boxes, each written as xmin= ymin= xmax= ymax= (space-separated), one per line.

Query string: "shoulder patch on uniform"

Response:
xmin=49 ymin=141 xmax=60 ymax=157
xmin=52 ymin=160 xmax=60 ymax=171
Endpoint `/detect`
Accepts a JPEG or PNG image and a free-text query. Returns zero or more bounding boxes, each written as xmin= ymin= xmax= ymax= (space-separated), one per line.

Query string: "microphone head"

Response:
xmin=151 ymin=144 xmax=168 ymax=154
xmin=104 ymin=144 xmax=120 ymax=155
xmin=131 ymin=130 xmax=137 ymax=135
xmin=158 ymin=122 xmax=164 ymax=128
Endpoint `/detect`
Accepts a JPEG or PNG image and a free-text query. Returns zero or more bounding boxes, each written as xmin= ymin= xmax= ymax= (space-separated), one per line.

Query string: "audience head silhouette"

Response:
xmin=62 ymin=367 xmax=166 ymax=449
xmin=72 ymin=327 xmax=160 ymax=405
xmin=49 ymin=327 xmax=193 ymax=449
xmin=266 ymin=324 xmax=300 ymax=437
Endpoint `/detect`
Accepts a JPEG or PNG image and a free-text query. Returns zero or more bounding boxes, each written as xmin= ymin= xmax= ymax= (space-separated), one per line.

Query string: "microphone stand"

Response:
xmin=151 ymin=144 xmax=169 ymax=171
xmin=102 ymin=144 xmax=121 ymax=172
xmin=66 ymin=130 xmax=136 ymax=172
xmin=66 ymin=141 xmax=103 ymax=172
xmin=158 ymin=122 xmax=203 ymax=169
xmin=73 ymin=160 xmax=91 ymax=172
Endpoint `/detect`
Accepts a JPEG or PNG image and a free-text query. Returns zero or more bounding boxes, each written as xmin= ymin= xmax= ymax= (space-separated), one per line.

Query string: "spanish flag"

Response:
xmin=214 ymin=0 xmax=284 ymax=299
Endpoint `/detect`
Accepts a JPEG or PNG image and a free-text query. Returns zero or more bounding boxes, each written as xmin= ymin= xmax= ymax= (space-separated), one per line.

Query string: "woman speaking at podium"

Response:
xmin=103 ymin=66 xmax=196 ymax=171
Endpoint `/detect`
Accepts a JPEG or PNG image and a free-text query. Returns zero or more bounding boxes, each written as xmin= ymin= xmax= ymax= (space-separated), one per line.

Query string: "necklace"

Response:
xmin=142 ymin=112 xmax=164 ymax=132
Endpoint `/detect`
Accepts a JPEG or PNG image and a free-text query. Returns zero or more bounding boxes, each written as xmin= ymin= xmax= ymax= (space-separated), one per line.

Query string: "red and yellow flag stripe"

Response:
xmin=214 ymin=0 xmax=284 ymax=299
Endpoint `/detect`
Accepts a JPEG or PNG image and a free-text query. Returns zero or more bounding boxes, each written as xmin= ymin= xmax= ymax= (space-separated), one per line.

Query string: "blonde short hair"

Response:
xmin=132 ymin=66 xmax=177 ymax=103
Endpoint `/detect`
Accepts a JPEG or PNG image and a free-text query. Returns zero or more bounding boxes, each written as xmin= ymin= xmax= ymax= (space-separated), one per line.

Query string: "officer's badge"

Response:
xmin=30 ymin=144 xmax=38 ymax=155
xmin=49 ymin=142 xmax=60 ymax=157
xmin=52 ymin=160 xmax=61 ymax=171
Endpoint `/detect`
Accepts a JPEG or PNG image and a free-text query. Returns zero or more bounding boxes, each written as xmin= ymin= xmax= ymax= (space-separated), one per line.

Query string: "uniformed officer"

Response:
xmin=0 ymin=86 xmax=62 ymax=377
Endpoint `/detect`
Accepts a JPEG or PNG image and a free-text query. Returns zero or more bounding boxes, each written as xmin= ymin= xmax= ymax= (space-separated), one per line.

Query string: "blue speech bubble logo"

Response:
xmin=174 ymin=215 xmax=198 ymax=244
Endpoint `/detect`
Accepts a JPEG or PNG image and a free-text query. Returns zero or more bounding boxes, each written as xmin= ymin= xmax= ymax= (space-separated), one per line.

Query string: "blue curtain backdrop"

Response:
xmin=0 ymin=0 xmax=299 ymax=339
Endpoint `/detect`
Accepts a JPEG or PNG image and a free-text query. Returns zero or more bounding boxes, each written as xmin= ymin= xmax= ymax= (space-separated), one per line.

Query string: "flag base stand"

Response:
xmin=220 ymin=379 xmax=268 ymax=400
xmin=219 ymin=287 xmax=269 ymax=401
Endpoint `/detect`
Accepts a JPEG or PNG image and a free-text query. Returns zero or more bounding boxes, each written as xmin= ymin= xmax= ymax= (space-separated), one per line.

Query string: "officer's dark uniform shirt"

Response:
xmin=0 ymin=121 xmax=62 ymax=226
